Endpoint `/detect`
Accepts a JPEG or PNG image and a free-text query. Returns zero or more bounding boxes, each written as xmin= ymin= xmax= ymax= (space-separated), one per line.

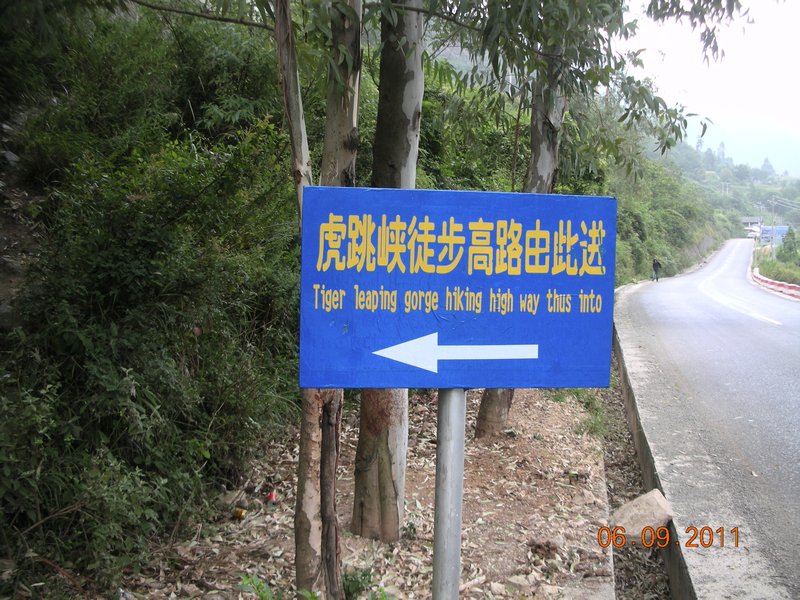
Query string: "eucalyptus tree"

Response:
xmin=351 ymin=0 xmax=424 ymax=543
xmin=196 ymin=0 xmax=415 ymax=584
xmin=199 ymin=0 xmax=361 ymax=593
xmin=274 ymin=0 xmax=362 ymax=593
xmin=442 ymin=0 xmax=747 ymax=435
xmin=274 ymin=0 xmax=425 ymax=574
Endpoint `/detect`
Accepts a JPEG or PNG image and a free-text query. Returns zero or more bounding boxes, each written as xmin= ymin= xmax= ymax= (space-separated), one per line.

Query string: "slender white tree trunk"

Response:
xmin=280 ymin=0 xmax=362 ymax=595
xmin=275 ymin=1 xmax=327 ymax=592
xmin=275 ymin=0 xmax=312 ymax=222
xmin=477 ymin=62 xmax=566 ymax=436
xmin=315 ymin=2 xmax=362 ymax=597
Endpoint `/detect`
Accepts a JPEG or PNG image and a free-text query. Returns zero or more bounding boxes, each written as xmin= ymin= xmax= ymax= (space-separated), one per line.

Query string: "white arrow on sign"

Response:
xmin=373 ymin=332 xmax=539 ymax=373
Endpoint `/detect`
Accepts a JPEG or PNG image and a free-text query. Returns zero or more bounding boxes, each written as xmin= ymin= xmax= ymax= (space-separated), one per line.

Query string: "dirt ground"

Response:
xmin=120 ymin=387 xmax=651 ymax=599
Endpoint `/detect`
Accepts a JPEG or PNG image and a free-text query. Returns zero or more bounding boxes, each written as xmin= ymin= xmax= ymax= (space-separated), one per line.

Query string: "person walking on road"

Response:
xmin=651 ymin=258 xmax=662 ymax=282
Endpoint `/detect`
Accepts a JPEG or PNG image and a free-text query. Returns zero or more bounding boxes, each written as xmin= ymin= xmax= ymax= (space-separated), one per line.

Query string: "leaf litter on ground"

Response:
xmin=123 ymin=373 xmax=669 ymax=599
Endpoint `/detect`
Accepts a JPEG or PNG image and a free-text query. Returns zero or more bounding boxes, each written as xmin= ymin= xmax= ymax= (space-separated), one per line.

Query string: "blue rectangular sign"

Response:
xmin=299 ymin=187 xmax=617 ymax=389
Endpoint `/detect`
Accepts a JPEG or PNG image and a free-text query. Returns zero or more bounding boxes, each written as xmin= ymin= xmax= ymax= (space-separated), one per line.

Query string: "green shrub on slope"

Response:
xmin=1 ymin=125 xmax=299 ymax=587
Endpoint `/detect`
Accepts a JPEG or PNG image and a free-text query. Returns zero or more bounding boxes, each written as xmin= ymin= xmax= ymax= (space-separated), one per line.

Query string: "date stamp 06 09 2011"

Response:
xmin=596 ymin=526 xmax=740 ymax=549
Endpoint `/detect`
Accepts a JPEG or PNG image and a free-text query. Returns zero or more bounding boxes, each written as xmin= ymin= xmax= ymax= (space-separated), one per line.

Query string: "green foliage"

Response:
xmin=546 ymin=389 xmax=570 ymax=403
xmin=609 ymin=159 xmax=732 ymax=284
xmin=165 ymin=15 xmax=282 ymax=136
xmin=240 ymin=574 xmax=283 ymax=599
xmin=0 ymin=24 xmax=47 ymax=120
xmin=240 ymin=575 xmax=276 ymax=599
xmin=418 ymin=86 xmax=521 ymax=191
xmin=543 ymin=388 xmax=606 ymax=436
xmin=401 ymin=520 xmax=418 ymax=539
xmin=575 ymin=391 xmax=607 ymax=437
xmin=758 ymin=257 xmax=800 ymax=286
xmin=10 ymin=14 xmax=177 ymax=185
xmin=4 ymin=9 xmax=283 ymax=186
xmin=776 ymin=229 xmax=800 ymax=268
xmin=0 ymin=7 xmax=301 ymax=590
xmin=343 ymin=567 xmax=375 ymax=600
xmin=0 ymin=123 xmax=298 ymax=579
xmin=2 ymin=125 xmax=299 ymax=587
xmin=576 ymin=411 xmax=607 ymax=437
xmin=237 ymin=574 xmax=325 ymax=600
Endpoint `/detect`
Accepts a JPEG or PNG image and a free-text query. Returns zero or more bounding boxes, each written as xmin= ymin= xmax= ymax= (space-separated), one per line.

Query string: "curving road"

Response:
xmin=615 ymin=239 xmax=800 ymax=598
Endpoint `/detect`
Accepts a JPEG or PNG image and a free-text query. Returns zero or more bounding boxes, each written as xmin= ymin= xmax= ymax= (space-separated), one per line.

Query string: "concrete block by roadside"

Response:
xmin=611 ymin=488 xmax=673 ymax=539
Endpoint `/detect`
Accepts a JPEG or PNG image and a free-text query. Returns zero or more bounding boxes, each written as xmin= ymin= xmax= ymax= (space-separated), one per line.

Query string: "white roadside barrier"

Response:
xmin=752 ymin=268 xmax=800 ymax=300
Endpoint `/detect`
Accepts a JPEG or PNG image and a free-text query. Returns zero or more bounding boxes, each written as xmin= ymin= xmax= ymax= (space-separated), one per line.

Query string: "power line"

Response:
xmin=771 ymin=196 xmax=800 ymax=210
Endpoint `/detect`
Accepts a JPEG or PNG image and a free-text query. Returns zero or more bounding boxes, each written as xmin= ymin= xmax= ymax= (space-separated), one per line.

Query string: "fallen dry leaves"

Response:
xmin=122 ymin=388 xmax=630 ymax=599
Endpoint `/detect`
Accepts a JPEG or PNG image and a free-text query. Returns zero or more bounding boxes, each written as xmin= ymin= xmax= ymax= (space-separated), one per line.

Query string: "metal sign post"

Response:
xmin=432 ymin=388 xmax=466 ymax=598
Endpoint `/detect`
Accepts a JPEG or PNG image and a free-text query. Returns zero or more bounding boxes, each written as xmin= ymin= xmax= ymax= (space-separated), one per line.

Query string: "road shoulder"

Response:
xmin=614 ymin=283 xmax=792 ymax=599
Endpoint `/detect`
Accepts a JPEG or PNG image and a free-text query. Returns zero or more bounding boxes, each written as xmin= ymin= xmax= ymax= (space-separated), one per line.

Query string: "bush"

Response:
xmin=1 ymin=124 xmax=300 ymax=589
xmin=758 ymin=258 xmax=800 ymax=286
xmin=1 ymin=8 xmax=304 ymax=591
xmin=776 ymin=230 xmax=799 ymax=268
xmin=6 ymin=10 xmax=285 ymax=187
xmin=164 ymin=15 xmax=283 ymax=137
xmin=12 ymin=14 xmax=177 ymax=185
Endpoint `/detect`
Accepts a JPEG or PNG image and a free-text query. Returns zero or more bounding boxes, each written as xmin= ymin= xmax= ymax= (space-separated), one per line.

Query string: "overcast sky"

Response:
xmin=626 ymin=1 xmax=800 ymax=176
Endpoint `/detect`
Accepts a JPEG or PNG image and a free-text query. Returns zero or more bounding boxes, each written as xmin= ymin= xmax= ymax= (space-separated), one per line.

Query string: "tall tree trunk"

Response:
xmin=522 ymin=77 xmax=567 ymax=194
xmin=476 ymin=66 xmax=566 ymax=437
xmin=351 ymin=0 xmax=422 ymax=542
xmin=275 ymin=0 xmax=327 ymax=593
xmin=281 ymin=0 xmax=361 ymax=595
xmin=313 ymin=2 xmax=362 ymax=597
xmin=351 ymin=388 xmax=408 ymax=540
xmin=275 ymin=0 xmax=312 ymax=223
xmin=320 ymin=0 xmax=362 ymax=190
xmin=370 ymin=0 xmax=423 ymax=188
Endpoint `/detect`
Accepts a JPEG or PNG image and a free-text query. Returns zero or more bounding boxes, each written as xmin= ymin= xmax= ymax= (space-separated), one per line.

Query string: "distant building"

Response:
xmin=741 ymin=216 xmax=762 ymax=228
xmin=742 ymin=216 xmax=762 ymax=238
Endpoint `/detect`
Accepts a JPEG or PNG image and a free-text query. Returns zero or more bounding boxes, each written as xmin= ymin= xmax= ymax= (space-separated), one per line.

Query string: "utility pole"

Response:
xmin=767 ymin=196 xmax=778 ymax=257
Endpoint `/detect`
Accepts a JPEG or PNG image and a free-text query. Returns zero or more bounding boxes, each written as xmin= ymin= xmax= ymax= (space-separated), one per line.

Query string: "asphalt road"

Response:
xmin=615 ymin=239 xmax=799 ymax=598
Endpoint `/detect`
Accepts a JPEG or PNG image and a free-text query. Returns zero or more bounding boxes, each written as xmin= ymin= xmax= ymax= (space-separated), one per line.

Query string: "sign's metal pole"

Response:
xmin=432 ymin=388 xmax=466 ymax=599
